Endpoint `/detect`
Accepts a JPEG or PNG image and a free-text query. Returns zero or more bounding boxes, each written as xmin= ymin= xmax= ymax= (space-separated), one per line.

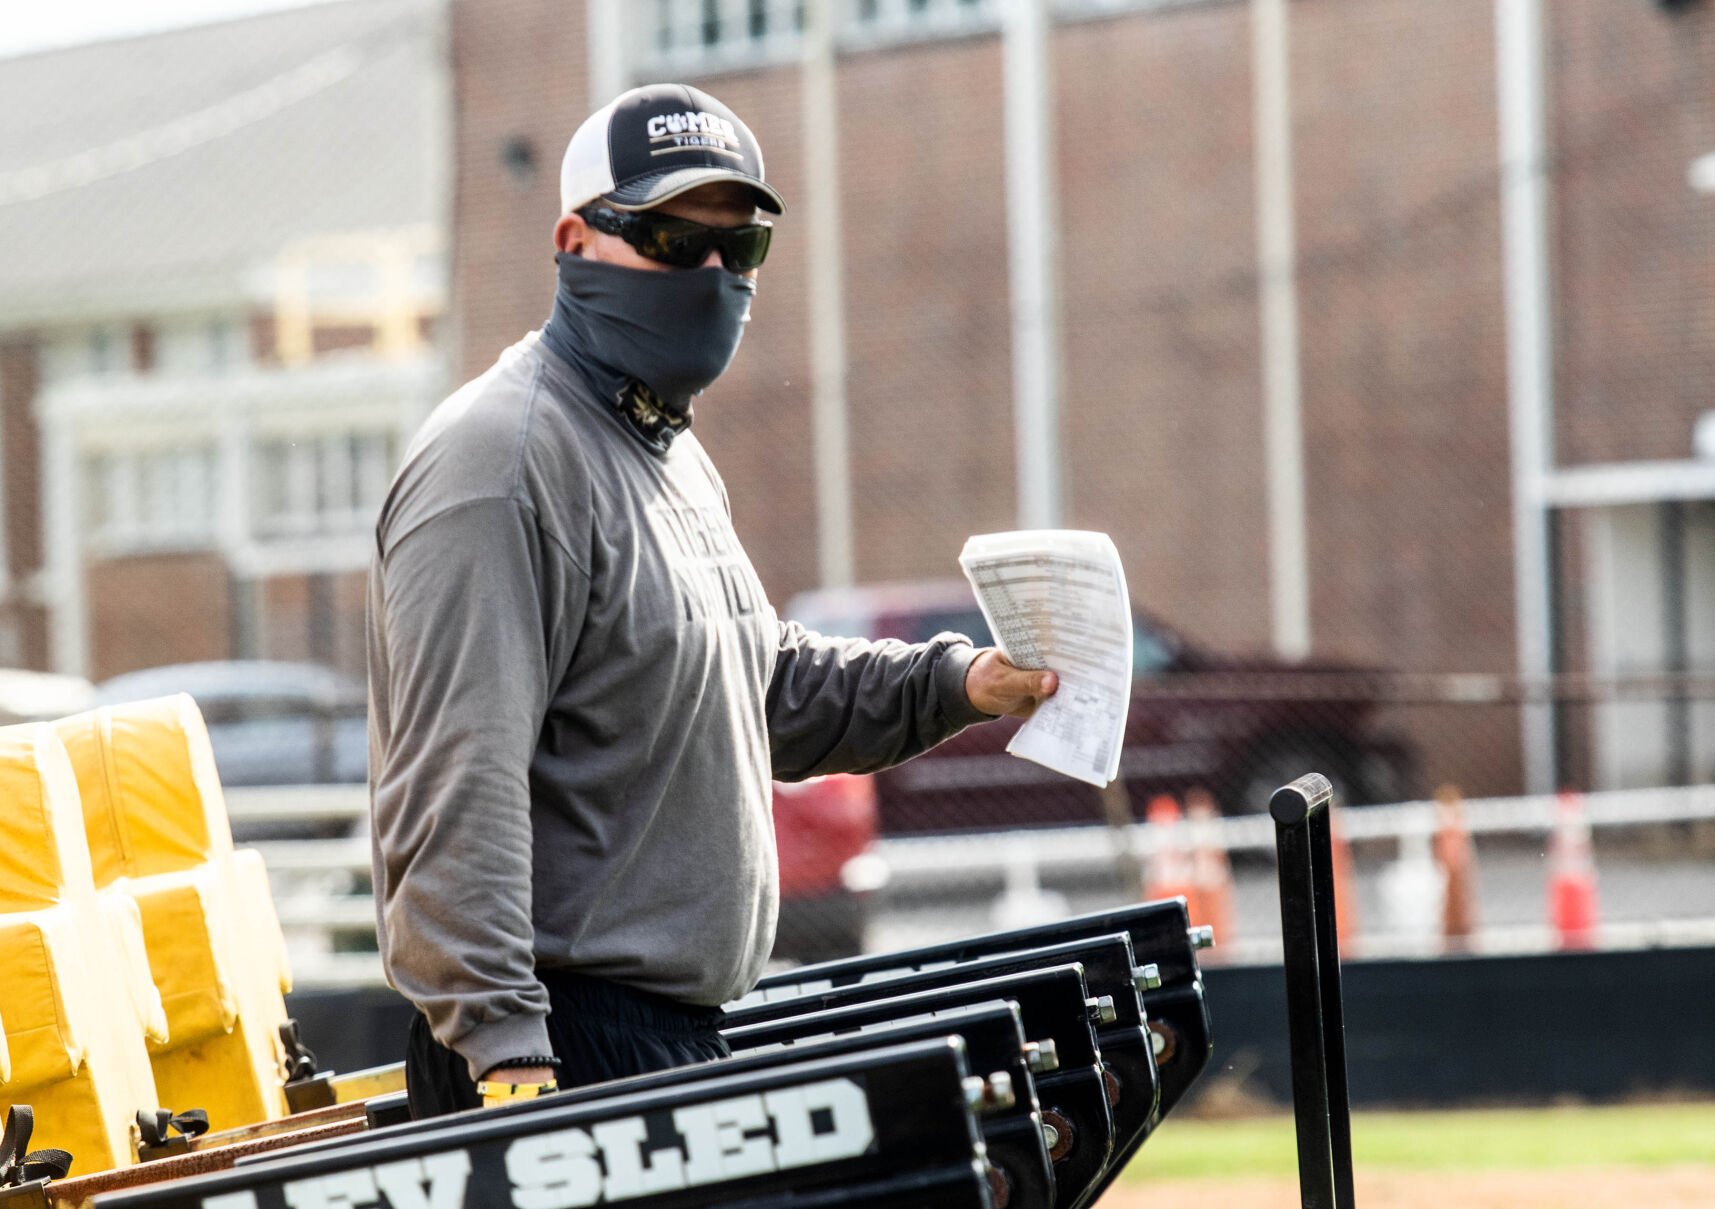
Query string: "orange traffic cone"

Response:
xmin=1434 ymin=785 xmax=1479 ymax=951
xmin=1184 ymin=788 xmax=1234 ymax=951
xmin=1549 ymin=790 xmax=1599 ymax=950
xmin=1143 ymin=795 xmax=1197 ymax=910
xmin=1329 ymin=812 xmax=1360 ymax=950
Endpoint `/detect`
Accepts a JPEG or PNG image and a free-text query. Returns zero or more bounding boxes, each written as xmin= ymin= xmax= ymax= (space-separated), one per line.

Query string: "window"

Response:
xmin=849 ymin=0 xmax=994 ymax=38
xmin=635 ymin=0 xmax=1198 ymax=73
xmin=647 ymin=0 xmax=804 ymax=68
xmin=639 ymin=0 xmax=997 ymax=71
xmin=41 ymin=323 xmax=131 ymax=386
xmin=156 ymin=315 xmax=250 ymax=376
xmin=253 ymin=431 xmax=398 ymax=540
xmin=86 ymin=446 xmax=217 ymax=551
xmin=90 ymin=328 xmax=122 ymax=375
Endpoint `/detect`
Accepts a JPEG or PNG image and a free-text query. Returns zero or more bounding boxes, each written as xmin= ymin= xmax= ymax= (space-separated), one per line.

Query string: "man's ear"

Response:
xmin=553 ymin=212 xmax=586 ymax=256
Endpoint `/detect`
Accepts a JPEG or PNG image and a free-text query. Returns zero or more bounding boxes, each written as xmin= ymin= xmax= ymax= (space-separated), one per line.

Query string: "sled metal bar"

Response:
xmin=1270 ymin=771 xmax=1354 ymax=1209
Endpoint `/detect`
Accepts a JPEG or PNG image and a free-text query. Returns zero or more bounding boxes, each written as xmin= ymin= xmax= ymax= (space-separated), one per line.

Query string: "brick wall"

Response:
xmin=1551 ymin=0 xmax=1715 ymax=466
xmin=0 ymin=337 xmax=48 ymax=669
xmin=259 ymin=571 xmax=368 ymax=680
xmin=652 ymin=63 xmax=819 ymax=598
xmin=1545 ymin=0 xmax=1712 ymax=790
xmin=1291 ymin=0 xmax=1520 ymax=790
xmin=447 ymin=0 xmax=1713 ymax=796
xmin=88 ymin=553 xmax=233 ymax=680
xmin=449 ymin=4 xmax=1273 ymax=632
xmin=1058 ymin=4 xmax=1268 ymax=651
xmin=450 ymin=0 xmax=592 ymax=382
xmin=0 ymin=338 xmax=43 ymax=593
xmin=86 ymin=563 xmax=368 ymax=684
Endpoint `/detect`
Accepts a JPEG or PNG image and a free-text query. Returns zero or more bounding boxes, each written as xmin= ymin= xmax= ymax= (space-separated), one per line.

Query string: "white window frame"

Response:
xmin=40 ymin=322 xmax=132 ymax=387
xmin=845 ymin=0 xmax=998 ymax=47
xmin=252 ymin=428 xmax=401 ymax=542
xmin=628 ymin=0 xmax=1205 ymax=77
xmin=38 ymin=357 xmax=438 ymax=676
xmin=155 ymin=313 xmax=251 ymax=377
xmin=642 ymin=0 xmax=805 ymax=76
xmin=84 ymin=444 xmax=219 ymax=555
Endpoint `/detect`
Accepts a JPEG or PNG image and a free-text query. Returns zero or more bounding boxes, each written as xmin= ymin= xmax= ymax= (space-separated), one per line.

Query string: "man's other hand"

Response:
xmin=965 ymin=648 xmax=1058 ymax=719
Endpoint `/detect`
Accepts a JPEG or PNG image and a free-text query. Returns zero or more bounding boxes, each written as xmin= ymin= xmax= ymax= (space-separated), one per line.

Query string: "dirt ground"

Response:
xmin=1102 ymin=1165 xmax=1715 ymax=1208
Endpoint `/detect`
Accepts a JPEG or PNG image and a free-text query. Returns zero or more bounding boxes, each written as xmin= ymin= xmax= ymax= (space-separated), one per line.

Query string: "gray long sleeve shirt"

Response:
xmin=367 ymin=333 xmax=986 ymax=1080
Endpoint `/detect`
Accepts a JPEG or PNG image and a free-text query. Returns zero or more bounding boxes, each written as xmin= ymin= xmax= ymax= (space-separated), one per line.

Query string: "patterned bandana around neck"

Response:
xmin=540 ymin=252 xmax=756 ymax=454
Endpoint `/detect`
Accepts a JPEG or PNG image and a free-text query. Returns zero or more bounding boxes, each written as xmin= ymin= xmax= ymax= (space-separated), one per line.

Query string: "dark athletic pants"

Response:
xmin=405 ymin=968 xmax=731 ymax=1119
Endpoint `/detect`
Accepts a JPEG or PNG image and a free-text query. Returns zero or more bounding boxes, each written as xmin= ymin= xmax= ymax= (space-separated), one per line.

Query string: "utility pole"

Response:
xmin=1496 ymin=0 xmax=1558 ymax=795
xmin=803 ymin=0 xmax=856 ymax=587
xmin=1251 ymin=0 xmax=1311 ymax=661
xmin=585 ymin=0 xmax=626 ymax=111
xmin=1004 ymin=0 xmax=1062 ymax=530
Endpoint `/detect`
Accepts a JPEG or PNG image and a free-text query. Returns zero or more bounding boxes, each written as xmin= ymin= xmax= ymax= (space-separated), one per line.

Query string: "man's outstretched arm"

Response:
xmin=766 ymin=621 xmax=1056 ymax=782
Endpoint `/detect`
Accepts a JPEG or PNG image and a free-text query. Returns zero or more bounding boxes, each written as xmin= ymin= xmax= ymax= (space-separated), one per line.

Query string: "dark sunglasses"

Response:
xmin=579 ymin=205 xmax=773 ymax=273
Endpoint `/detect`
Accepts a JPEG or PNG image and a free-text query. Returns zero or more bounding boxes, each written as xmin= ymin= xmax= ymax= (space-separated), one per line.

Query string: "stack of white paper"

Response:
xmin=958 ymin=530 xmax=1133 ymax=788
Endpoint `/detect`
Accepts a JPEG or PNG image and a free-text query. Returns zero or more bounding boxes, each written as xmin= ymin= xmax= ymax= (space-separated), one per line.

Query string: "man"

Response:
xmin=367 ymin=83 xmax=1055 ymax=1119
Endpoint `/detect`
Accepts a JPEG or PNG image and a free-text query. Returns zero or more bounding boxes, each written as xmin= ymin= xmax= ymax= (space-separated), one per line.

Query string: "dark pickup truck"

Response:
xmin=786 ymin=580 xmax=1417 ymax=834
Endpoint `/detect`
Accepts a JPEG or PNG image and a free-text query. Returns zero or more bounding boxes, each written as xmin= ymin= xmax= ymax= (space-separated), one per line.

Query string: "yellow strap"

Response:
xmin=477 ymin=1079 xmax=558 ymax=1105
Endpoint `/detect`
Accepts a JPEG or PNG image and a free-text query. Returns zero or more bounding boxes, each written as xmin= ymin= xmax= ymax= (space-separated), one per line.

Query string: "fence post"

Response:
xmin=1270 ymin=771 xmax=1355 ymax=1209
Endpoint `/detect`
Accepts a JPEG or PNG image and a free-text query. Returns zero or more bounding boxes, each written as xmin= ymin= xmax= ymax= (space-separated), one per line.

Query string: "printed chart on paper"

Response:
xmin=959 ymin=530 xmax=1132 ymax=788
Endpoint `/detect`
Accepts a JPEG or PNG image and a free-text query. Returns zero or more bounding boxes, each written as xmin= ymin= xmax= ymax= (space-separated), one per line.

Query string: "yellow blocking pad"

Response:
xmin=130 ymin=871 xmax=239 ymax=1047
xmin=0 ymin=916 xmax=86 ymax=1089
xmin=0 ymin=723 xmax=163 ymax=1173
xmin=56 ymin=696 xmax=295 ymax=1133
xmin=0 ymin=915 xmax=113 ymax=1170
xmin=101 ymin=893 xmax=170 ymax=1049
xmin=58 ymin=696 xmax=234 ymax=880
xmin=233 ymin=849 xmax=293 ymax=1002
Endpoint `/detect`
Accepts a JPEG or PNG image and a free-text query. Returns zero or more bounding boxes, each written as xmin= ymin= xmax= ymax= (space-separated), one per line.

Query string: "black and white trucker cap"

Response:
xmin=559 ymin=83 xmax=786 ymax=216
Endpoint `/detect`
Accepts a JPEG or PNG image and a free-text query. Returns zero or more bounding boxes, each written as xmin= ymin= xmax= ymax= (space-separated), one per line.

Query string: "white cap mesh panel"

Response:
xmin=558 ymin=96 xmax=620 ymax=215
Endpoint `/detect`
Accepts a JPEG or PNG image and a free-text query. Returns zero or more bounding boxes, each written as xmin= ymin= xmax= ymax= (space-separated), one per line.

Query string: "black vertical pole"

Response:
xmin=1309 ymin=805 xmax=1355 ymax=1209
xmin=1270 ymin=771 xmax=1355 ymax=1209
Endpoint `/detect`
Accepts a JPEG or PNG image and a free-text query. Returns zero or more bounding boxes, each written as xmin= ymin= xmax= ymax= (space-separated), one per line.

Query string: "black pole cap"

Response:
xmin=1269 ymin=772 xmax=1335 ymax=825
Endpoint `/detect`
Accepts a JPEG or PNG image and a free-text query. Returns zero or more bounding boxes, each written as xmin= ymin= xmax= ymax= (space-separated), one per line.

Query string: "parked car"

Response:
xmin=0 ymin=668 xmax=94 ymax=723
xmin=94 ymin=661 xmax=369 ymax=787
xmin=785 ymin=580 xmax=1418 ymax=834
xmin=93 ymin=659 xmax=875 ymax=963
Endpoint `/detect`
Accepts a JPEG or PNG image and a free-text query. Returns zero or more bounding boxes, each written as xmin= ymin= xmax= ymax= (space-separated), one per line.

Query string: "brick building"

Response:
xmin=4 ymin=0 xmax=1704 ymax=795
xmin=0 ymin=0 xmax=448 ymax=685
xmin=447 ymin=0 xmax=1714 ymax=798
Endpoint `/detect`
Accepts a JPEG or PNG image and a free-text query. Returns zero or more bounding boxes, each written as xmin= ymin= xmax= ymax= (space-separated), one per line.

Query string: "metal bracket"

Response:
xmin=0 ymin=1180 xmax=49 ymax=1209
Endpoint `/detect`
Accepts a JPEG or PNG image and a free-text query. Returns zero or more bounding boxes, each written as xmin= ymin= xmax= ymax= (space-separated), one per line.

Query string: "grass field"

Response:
xmin=1121 ymin=1101 xmax=1715 ymax=1182
xmin=1097 ymin=1102 xmax=1715 ymax=1208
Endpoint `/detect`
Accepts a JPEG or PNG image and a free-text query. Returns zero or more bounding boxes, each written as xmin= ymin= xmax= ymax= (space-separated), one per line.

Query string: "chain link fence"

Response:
xmin=0 ymin=0 xmax=1711 ymax=972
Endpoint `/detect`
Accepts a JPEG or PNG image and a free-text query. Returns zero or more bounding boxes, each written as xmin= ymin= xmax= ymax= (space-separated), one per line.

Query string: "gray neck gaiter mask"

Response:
xmin=541 ymin=253 xmax=756 ymax=453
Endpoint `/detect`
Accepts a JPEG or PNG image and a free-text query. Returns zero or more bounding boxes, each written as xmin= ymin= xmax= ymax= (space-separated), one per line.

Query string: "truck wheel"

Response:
xmin=1233 ymin=744 xmax=1359 ymax=815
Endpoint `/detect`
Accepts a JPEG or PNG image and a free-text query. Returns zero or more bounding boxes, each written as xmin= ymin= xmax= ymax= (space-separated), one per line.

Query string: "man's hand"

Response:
xmin=965 ymin=648 xmax=1058 ymax=719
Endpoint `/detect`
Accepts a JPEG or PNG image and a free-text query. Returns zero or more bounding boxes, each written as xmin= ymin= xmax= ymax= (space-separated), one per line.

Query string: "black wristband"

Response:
xmin=484 ymin=1056 xmax=561 ymax=1076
